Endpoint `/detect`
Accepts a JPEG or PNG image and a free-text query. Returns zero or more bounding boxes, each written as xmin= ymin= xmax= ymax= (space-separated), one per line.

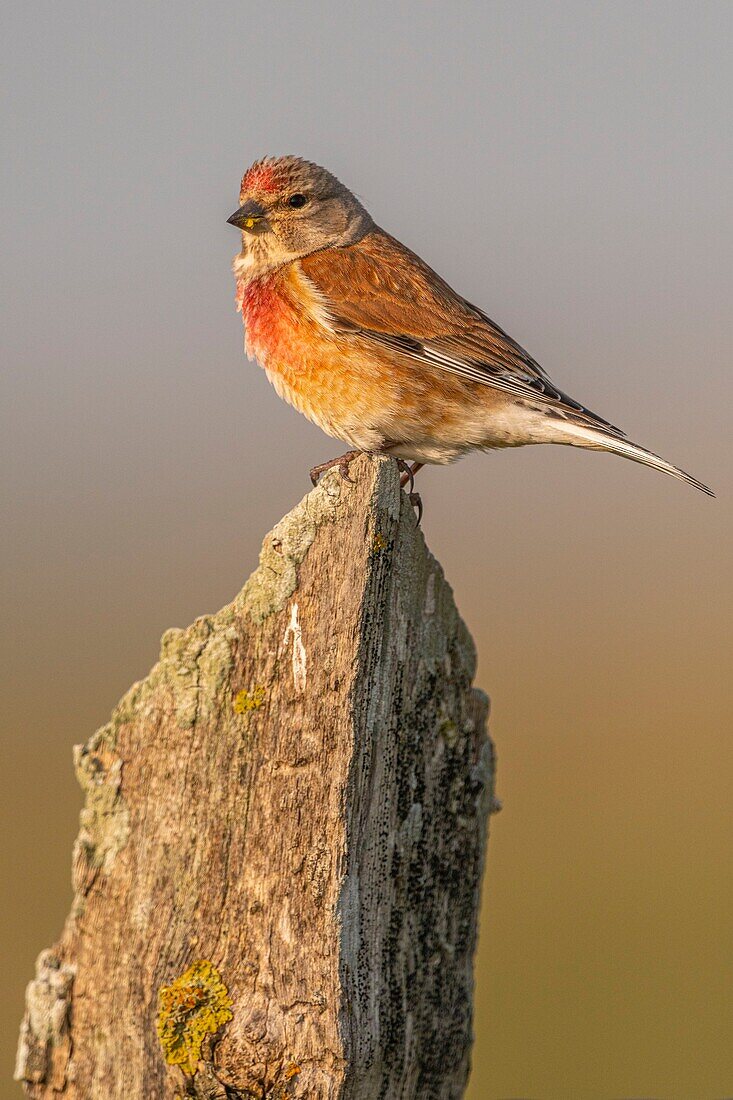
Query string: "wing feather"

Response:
xmin=300 ymin=229 xmax=624 ymax=437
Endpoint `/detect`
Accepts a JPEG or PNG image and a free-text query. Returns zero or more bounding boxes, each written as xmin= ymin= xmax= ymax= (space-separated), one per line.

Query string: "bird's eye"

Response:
xmin=288 ymin=193 xmax=307 ymax=208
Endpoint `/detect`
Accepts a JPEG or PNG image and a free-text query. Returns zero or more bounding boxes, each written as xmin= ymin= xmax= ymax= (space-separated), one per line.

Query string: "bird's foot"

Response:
xmin=395 ymin=459 xmax=415 ymax=493
xmin=310 ymin=449 xmax=365 ymax=486
xmin=310 ymin=453 xmax=424 ymax=526
xmin=397 ymin=461 xmax=424 ymax=491
xmin=394 ymin=461 xmax=424 ymax=525
xmin=408 ymin=491 xmax=423 ymax=526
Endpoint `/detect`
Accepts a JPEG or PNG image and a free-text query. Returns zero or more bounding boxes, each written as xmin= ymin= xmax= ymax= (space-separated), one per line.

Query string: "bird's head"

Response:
xmin=229 ymin=156 xmax=373 ymax=279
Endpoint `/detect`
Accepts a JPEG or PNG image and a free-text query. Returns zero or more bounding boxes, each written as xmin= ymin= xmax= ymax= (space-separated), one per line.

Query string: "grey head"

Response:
xmin=228 ymin=156 xmax=374 ymax=276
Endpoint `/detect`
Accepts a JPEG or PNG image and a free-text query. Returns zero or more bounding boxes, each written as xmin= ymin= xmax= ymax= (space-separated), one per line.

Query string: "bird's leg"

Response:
xmin=393 ymin=460 xmax=424 ymax=526
xmin=398 ymin=461 xmax=424 ymax=490
xmin=310 ymin=449 xmax=365 ymax=486
xmin=395 ymin=459 xmax=415 ymax=494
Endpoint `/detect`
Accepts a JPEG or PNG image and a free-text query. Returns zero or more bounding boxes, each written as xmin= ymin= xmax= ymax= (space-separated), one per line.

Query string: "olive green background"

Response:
xmin=2 ymin=3 xmax=731 ymax=1097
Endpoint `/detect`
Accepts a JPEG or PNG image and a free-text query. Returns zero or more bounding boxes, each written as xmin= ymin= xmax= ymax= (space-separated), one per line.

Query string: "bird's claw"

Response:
xmin=310 ymin=452 xmax=423 ymax=525
xmin=395 ymin=460 xmax=424 ymax=525
xmin=408 ymin=492 xmax=423 ymax=526
xmin=310 ymin=449 xmax=363 ymax=486
xmin=396 ymin=459 xmax=415 ymax=494
xmin=339 ymin=461 xmax=355 ymax=483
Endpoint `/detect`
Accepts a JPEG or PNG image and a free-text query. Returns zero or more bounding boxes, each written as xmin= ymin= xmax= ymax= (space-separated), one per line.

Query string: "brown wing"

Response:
xmin=300 ymin=228 xmax=623 ymax=435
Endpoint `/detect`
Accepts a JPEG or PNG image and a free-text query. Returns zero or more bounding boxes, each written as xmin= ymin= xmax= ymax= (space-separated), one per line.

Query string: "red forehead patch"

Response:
xmin=241 ymin=162 xmax=278 ymax=194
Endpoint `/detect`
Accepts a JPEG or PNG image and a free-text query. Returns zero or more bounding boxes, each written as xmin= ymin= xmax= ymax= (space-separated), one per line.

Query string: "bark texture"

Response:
xmin=16 ymin=455 xmax=496 ymax=1100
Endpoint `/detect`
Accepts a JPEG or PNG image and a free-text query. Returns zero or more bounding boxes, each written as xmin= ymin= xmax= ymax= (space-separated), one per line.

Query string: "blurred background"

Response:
xmin=2 ymin=2 xmax=731 ymax=1096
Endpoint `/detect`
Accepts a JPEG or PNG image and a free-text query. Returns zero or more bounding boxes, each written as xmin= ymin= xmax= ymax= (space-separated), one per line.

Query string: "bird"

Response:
xmin=227 ymin=155 xmax=713 ymax=508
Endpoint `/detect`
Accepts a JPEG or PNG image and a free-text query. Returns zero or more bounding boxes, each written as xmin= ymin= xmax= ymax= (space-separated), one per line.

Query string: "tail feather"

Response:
xmin=557 ymin=421 xmax=715 ymax=497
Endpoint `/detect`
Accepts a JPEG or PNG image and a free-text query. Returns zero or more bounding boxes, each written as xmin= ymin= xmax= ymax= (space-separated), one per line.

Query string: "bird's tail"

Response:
xmin=556 ymin=420 xmax=714 ymax=496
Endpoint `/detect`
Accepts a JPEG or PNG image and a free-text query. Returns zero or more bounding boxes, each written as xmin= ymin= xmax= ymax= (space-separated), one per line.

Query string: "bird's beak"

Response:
xmin=227 ymin=199 xmax=268 ymax=232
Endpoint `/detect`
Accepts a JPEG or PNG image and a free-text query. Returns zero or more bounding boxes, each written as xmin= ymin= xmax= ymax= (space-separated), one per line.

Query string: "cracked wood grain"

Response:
xmin=16 ymin=455 xmax=496 ymax=1100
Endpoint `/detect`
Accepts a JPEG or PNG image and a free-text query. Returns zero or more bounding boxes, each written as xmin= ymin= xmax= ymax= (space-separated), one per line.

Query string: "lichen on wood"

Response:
xmin=15 ymin=951 xmax=74 ymax=1092
xmin=157 ymin=960 xmax=233 ymax=1076
xmin=16 ymin=455 xmax=496 ymax=1099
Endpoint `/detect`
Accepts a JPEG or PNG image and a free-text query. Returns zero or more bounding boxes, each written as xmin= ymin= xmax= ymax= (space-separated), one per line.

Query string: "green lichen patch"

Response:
xmin=438 ymin=717 xmax=459 ymax=748
xmin=233 ymin=685 xmax=266 ymax=713
xmin=157 ymin=960 xmax=233 ymax=1076
xmin=237 ymin=469 xmax=343 ymax=623
xmin=73 ymin=738 xmax=131 ymax=890
xmin=160 ymin=616 xmax=236 ymax=729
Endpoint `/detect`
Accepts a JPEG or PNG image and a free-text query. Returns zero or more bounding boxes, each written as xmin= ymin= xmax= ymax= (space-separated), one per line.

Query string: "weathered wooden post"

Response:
xmin=16 ymin=455 xmax=497 ymax=1099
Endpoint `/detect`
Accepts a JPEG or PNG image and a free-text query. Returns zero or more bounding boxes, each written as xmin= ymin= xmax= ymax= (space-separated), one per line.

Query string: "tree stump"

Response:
xmin=16 ymin=455 xmax=497 ymax=1100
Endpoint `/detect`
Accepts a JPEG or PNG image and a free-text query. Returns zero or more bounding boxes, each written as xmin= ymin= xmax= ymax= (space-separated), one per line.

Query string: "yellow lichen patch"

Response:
xmin=157 ymin=959 xmax=233 ymax=1076
xmin=233 ymin=685 xmax=266 ymax=713
xmin=371 ymin=531 xmax=388 ymax=554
